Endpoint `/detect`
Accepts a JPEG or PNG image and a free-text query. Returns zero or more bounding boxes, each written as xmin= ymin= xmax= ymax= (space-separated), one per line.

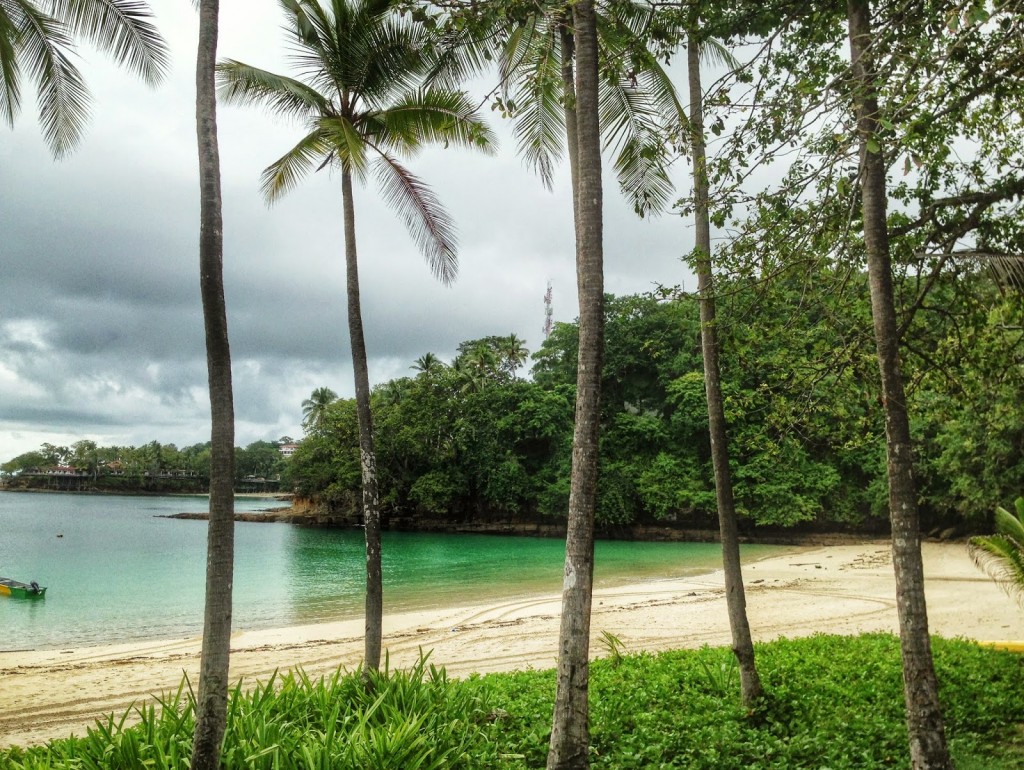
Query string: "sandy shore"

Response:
xmin=3 ymin=540 xmax=1022 ymax=748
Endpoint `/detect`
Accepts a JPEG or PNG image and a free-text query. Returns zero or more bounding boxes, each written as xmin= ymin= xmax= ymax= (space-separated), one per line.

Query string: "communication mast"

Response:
xmin=543 ymin=281 xmax=553 ymax=338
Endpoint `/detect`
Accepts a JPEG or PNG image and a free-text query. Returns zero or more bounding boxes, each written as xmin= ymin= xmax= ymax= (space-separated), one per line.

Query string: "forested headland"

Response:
xmin=289 ymin=267 xmax=1022 ymax=538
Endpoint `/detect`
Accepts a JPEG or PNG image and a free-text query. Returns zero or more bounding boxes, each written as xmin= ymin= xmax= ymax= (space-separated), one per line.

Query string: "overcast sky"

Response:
xmin=0 ymin=0 xmax=699 ymax=462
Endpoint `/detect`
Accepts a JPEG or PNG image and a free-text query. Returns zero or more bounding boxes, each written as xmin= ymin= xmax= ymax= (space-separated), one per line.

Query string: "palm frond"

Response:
xmin=995 ymin=501 xmax=1024 ymax=542
xmin=16 ymin=2 xmax=88 ymax=157
xmin=984 ymin=254 xmax=1024 ymax=294
xmin=0 ymin=1 xmax=22 ymax=127
xmin=968 ymin=497 xmax=1024 ymax=608
xmin=259 ymin=128 xmax=333 ymax=203
xmin=358 ymin=11 xmax=424 ymax=107
xmin=217 ymin=59 xmax=328 ymax=121
xmin=597 ymin=0 xmax=655 ymax=39
xmin=635 ymin=60 xmax=687 ymax=133
xmin=613 ymin=134 xmax=674 ymax=216
xmin=969 ymin=534 xmax=1024 ymax=608
xmin=498 ymin=14 xmax=550 ymax=96
xmin=505 ymin=20 xmax=564 ymax=190
xmin=278 ymin=0 xmax=320 ymax=50
xmin=36 ymin=42 xmax=87 ymax=157
xmin=373 ymin=154 xmax=458 ymax=285
xmin=372 ymin=87 xmax=496 ymax=156
xmin=599 ymin=74 xmax=674 ymax=214
xmin=423 ymin=19 xmax=498 ymax=91
xmin=694 ymin=36 xmax=739 ymax=70
xmin=51 ymin=0 xmax=168 ymax=85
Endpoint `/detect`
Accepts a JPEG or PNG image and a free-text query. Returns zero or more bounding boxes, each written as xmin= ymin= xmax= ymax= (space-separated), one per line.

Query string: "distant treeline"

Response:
xmin=292 ymin=269 xmax=1022 ymax=535
xmin=1 ymin=439 xmax=292 ymax=494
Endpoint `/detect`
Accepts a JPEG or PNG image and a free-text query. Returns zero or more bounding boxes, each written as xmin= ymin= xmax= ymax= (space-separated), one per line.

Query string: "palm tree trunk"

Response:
xmin=341 ymin=169 xmax=383 ymax=674
xmin=847 ymin=1 xmax=952 ymax=767
xmin=547 ymin=2 xmax=603 ymax=768
xmin=191 ymin=1 xmax=235 ymax=767
xmin=686 ymin=30 xmax=763 ymax=709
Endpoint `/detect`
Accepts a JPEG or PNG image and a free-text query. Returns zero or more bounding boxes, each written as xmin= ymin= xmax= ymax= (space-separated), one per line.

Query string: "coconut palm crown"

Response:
xmin=301 ymin=386 xmax=338 ymax=433
xmin=427 ymin=0 xmax=696 ymax=216
xmin=1 ymin=0 xmax=168 ymax=157
xmin=217 ymin=0 xmax=495 ymax=281
xmin=969 ymin=497 xmax=1024 ymax=609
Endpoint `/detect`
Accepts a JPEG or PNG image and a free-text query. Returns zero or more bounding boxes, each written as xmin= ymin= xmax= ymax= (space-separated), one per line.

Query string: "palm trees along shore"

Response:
xmin=218 ymin=0 xmax=494 ymax=672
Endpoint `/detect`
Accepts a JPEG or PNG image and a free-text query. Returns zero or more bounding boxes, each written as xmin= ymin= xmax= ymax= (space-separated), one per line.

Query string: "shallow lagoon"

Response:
xmin=0 ymin=491 xmax=779 ymax=650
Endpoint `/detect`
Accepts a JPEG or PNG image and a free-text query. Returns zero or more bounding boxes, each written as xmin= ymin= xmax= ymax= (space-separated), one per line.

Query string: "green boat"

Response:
xmin=0 ymin=577 xmax=47 ymax=599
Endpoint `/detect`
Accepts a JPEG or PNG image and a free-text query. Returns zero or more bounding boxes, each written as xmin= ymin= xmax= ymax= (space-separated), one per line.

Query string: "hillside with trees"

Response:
xmin=286 ymin=270 xmax=1022 ymax=536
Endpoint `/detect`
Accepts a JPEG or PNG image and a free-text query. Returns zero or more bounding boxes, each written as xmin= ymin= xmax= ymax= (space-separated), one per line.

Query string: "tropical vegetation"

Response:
xmin=7 ymin=262 xmax=1020 ymax=538
xmin=2 ymin=635 xmax=1023 ymax=769
xmin=7 ymin=0 xmax=1024 ymax=765
xmin=969 ymin=497 xmax=1024 ymax=609
xmin=286 ymin=270 xmax=1022 ymax=536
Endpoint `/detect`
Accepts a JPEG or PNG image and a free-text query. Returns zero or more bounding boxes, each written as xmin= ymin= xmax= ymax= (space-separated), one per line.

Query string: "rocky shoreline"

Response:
xmin=159 ymin=506 xmax=967 ymax=547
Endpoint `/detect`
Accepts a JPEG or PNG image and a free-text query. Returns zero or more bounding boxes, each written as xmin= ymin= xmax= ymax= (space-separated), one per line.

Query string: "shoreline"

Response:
xmin=3 ymin=540 xmax=1022 ymax=748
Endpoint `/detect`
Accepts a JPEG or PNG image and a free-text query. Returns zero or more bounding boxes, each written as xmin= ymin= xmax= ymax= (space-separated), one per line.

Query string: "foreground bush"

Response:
xmin=2 ymin=635 xmax=1023 ymax=769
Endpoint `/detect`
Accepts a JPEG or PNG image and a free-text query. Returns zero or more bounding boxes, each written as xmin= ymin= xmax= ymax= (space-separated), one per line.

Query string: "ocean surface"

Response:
xmin=0 ymin=492 xmax=781 ymax=651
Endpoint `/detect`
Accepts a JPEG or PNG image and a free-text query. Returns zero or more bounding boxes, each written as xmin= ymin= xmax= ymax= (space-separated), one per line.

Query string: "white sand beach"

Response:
xmin=2 ymin=540 xmax=1021 ymax=747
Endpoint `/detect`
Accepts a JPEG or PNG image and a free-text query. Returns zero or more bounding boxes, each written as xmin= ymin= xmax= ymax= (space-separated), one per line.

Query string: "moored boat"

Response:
xmin=0 ymin=577 xmax=47 ymax=599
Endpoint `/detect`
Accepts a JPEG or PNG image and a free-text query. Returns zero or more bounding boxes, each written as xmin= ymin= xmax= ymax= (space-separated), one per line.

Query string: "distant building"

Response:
xmin=279 ymin=443 xmax=300 ymax=457
xmin=47 ymin=465 xmax=85 ymax=476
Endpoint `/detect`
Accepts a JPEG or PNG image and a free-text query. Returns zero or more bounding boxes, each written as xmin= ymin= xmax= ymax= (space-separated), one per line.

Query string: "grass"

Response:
xmin=2 ymin=634 xmax=1023 ymax=769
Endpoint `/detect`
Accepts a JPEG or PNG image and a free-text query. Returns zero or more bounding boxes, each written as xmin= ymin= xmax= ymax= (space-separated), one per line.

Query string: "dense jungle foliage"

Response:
xmin=286 ymin=265 xmax=1023 ymax=533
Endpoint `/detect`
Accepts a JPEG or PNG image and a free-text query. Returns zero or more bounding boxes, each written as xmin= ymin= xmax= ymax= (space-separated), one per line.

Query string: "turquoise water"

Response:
xmin=0 ymin=492 xmax=780 ymax=651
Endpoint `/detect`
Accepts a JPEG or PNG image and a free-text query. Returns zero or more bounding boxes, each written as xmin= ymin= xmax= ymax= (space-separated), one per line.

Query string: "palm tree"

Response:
xmin=426 ymin=5 xmax=677 ymax=764
xmin=411 ymin=352 xmax=444 ymax=375
xmin=218 ymin=0 xmax=494 ymax=673
xmin=497 ymin=333 xmax=529 ymax=377
xmin=547 ymin=2 xmax=604 ymax=767
xmin=191 ymin=0 xmax=235 ymax=767
xmin=969 ymin=497 xmax=1024 ymax=608
xmin=0 ymin=0 xmax=168 ymax=157
xmin=301 ymin=386 xmax=339 ymax=433
xmin=452 ymin=356 xmax=488 ymax=393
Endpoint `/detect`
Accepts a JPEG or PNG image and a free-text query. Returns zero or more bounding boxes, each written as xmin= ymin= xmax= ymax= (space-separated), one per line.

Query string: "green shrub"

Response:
xmin=3 ymin=636 xmax=1023 ymax=769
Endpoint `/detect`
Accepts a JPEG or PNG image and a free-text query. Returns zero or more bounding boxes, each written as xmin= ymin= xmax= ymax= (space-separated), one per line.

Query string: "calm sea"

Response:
xmin=0 ymin=492 xmax=780 ymax=651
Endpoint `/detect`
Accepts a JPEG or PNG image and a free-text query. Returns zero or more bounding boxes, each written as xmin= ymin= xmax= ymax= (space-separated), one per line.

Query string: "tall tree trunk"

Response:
xmin=847 ymin=2 xmax=952 ymax=767
xmin=547 ymin=2 xmax=603 ymax=768
xmin=686 ymin=30 xmax=763 ymax=709
xmin=191 ymin=1 xmax=235 ymax=767
xmin=342 ymin=169 xmax=383 ymax=674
